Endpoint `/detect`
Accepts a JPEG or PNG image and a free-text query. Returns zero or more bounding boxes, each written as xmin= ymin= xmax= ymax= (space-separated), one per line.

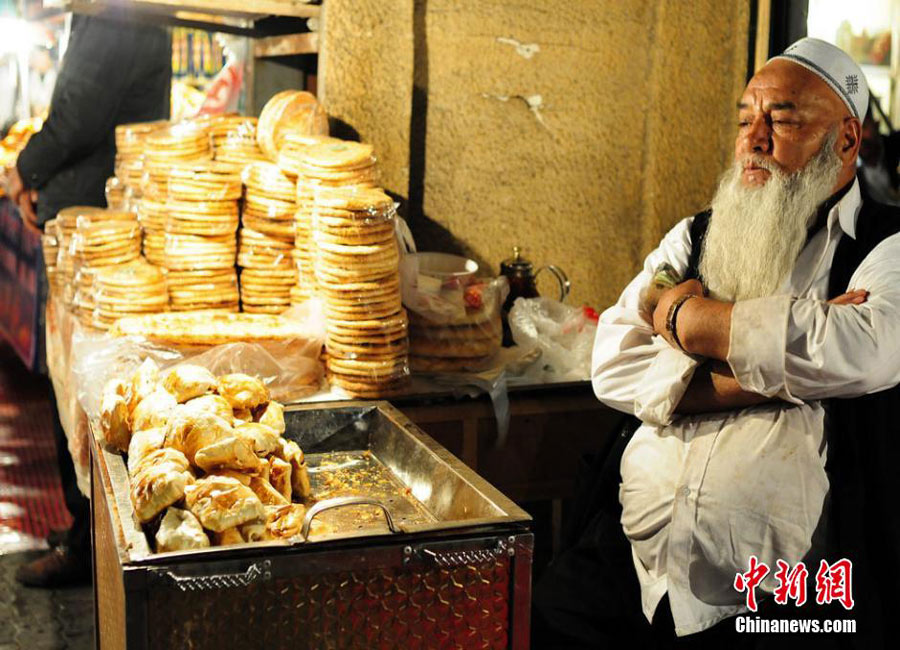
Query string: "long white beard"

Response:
xmin=699 ymin=132 xmax=843 ymax=302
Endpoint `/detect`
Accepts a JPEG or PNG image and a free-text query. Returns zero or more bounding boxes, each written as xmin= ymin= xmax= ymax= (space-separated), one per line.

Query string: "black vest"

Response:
xmin=686 ymin=196 xmax=900 ymax=648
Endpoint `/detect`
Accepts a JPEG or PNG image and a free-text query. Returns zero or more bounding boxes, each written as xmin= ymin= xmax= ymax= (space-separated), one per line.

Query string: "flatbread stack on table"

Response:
xmin=144 ymin=122 xmax=211 ymax=168
xmin=408 ymin=295 xmax=504 ymax=372
xmin=69 ymin=210 xmax=144 ymax=327
xmin=238 ymin=162 xmax=298 ymax=314
xmin=162 ymin=160 xmax=242 ymax=313
xmin=73 ymin=267 xmax=97 ymax=327
xmin=290 ymin=139 xmax=378 ymax=305
xmin=54 ymin=207 xmax=89 ymax=307
xmin=139 ymin=122 xmax=215 ymax=272
xmin=211 ymin=116 xmax=266 ymax=168
xmin=114 ymin=120 xmax=167 ymax=203
xmin=136 ymin=195 xmax=167 ymax=266
xmin=92 ymin=260 xmax=169 ymax=330
xmin=312 ymin=185 xmax=410 ymax=398
xmin=274 ymin=133 xmax=340 ymax=304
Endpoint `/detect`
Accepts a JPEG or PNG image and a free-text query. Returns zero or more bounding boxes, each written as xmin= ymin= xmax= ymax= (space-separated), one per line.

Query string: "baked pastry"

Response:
xmin=131 ymin=387 xmax=178 ymax=433
xmin=155 ymin=507 xmax=210 ymax=552
xmin=128 ymin=358 xmax=160 ymax=415
xmin=126 ymin=427 xmax=166 ymax=475
xmin=217 ymin=373 xmax=269 ymax=409
xmin=109 ymin=311 xmax=311 ymax=346
xmin=99 ymin=378 xmax=131 ymax=452
xmin=277 ymin=439 xmax=311 ymax=500
xmin=161 ymin=364 xmax=217 ymax=403
xmin=239 ymin=522 xmax=271 ymax=542
xmin=234 ymin=422 xmax=281 ymax=456
xmin=130 ymin=448 xmax=193 ymax=523
xmin=182 ymin=394 xmax=233 ymax=422
xmin=212 ymin=528 xmax=245 ymax=546
xmin=250 ymin=477 xmax=290 ymax=506
xmin=233 ymin=407 xmax=253 ymax=423
xmin=265 ymin=503 xmax=307 ymax=539
xmin=256 ymin=400 xmax=285 ymax=434
xmin=184 ymin=476 xmax=266 ymax=532
xmin=193 ymin=435 xmax=261 ymax=472
xmin=131 ymin=447 xmax=192 ymax=478
xmin=268 ymin=457 xmax=292 ymax=502
xmin=164 ymin=410 xmax=234 ymax=465
xmin=206 ymin=469 xmax=252 ymax=486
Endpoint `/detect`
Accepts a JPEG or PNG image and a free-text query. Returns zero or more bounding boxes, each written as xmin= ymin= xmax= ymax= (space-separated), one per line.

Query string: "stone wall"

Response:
xmin=321 ymin=0 xmax=750 ymax=308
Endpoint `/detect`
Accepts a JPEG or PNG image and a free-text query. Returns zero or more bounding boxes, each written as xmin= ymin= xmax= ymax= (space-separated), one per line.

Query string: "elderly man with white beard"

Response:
xmin=533 ymin=39 xmax=900 ymax=650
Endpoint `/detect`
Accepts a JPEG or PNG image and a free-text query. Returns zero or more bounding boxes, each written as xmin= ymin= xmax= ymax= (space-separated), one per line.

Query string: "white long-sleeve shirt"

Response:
xmin=591 ymin=179 xmax=900 ymax=635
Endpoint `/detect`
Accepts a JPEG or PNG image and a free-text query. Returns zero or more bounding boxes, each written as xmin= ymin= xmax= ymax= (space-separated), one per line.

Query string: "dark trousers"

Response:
xmin=49 ymin=383 xmax=91 ymax=555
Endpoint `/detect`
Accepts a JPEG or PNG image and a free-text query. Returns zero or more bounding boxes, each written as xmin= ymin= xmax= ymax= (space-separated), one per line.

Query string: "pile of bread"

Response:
xmin=99 ymin=360 xmax=315 ymax=553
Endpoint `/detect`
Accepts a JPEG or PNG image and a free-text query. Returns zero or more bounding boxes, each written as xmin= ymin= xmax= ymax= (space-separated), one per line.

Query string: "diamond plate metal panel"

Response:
xmin=146 ymin=545 xmax=518 ymax=649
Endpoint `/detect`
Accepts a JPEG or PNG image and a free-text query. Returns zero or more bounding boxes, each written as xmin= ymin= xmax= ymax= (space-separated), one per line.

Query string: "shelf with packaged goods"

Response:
xmin=41 ymin=0 xmax=321 ymax=34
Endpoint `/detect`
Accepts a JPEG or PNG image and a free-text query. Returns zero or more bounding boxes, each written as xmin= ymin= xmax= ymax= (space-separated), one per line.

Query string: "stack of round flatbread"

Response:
xmin=276 ymin=132 xmax=338 ymax=178
xmin=114 ymin=120 xmax=167 ymax=198
xmin=114 ymin=156 xmax=145 ymax=198
xmin=162 ymin=230 xmax=239 ymax=312
xmin=242 ymin=162 xmax=297 ymax=238
xmin=408 ymin=308 xmax=503 ymax=372
xmin=165 ymin=265 xmax=240 ymax=313
xmin=311 ymin=186 xmax=409 ymax=398
xmin=256 ymin=90 xmax=329 ymax=160
xmin=211 ymin=116 xmax=266 ymax=168
xmin=55 ymin=206 xmax=110 ymax=306
xmin=92 ymin=260 xmax=169 ymax=330
xmin=71 ymin=215 xmax=142 ymax=270
xmin=115 ymin=120 xmax=167 ymax=159
xmin=238 ymin=162 xmax=297 ymax=313
xmin=137 ymin=196 xmax=167 ymax=266
xmin=291 ymin=140 xmax=378 ymax=304
xmin=237 ymin=228 xmax=296 ymax=314
xmin=68 ymin=215 xmax=143 ymax=326
xmin=167 ymin=161 xmax=243 ymax=203
xmin=73 ymin=266 xmax=97 ymax=327
xmin=160 ymin=159 xmax=241 ymax=313
xmin=209 ymin=115 xmax=255 ymax=149
xmin=144 ymin=123 xmax=211 ymax=167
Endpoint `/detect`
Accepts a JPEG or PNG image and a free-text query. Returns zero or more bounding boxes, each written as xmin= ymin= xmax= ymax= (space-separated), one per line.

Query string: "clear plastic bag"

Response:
xmin=73 ymin=309 xmax=326 ymax=424
xmin=105 ymin=176 xmax=127 ymax=209
xmin=508 ymin=297 xmax=598 ymax=380
xmin=400 ymin=254 xmax=507 ymax=373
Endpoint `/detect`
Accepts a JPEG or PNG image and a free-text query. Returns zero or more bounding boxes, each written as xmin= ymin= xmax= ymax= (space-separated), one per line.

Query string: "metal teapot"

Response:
xmin=500 ymin=246 xmax=570 ymax=345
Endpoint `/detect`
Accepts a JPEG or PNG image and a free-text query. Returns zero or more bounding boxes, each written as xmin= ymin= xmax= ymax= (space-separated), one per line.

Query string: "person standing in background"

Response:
xmin=7 ymin=10 xmax=170 ymax=587
xmin=28 ymin=45 xmax=57 ymax=118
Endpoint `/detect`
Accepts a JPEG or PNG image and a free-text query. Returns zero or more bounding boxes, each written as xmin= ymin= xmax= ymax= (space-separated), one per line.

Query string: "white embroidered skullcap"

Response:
xmin=771 ymin=37 xmax=868 ymax=122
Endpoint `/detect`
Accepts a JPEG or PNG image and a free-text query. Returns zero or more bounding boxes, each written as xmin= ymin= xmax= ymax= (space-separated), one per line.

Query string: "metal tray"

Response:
xmin=102 ymin=401 xmax=531 ymax=564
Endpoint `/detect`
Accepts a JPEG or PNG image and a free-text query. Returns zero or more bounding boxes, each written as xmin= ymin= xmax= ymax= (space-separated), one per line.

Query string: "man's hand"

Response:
xmin=652 ymin=279 xmax=704 ymax=343
xmin=8 ymin=166 xmax=40 ymax=234
xmin=828 ymin=289 xmax=868 ymax=306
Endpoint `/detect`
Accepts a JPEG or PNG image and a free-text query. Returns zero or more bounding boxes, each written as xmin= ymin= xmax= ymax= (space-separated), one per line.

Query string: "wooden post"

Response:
xmin=754 ymin=0 xmax=772 ymax=73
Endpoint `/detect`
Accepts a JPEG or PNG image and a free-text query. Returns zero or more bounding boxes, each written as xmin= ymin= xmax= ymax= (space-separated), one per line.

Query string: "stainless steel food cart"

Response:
xmin=91 ymin=401 xmax=533 ymax=649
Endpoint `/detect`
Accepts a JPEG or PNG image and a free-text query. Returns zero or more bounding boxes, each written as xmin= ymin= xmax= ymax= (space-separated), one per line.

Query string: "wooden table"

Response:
xmin=393 ymin=382 xmax=621 ymax=565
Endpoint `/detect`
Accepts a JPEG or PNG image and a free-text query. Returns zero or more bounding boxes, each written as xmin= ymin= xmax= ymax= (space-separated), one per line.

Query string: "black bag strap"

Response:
xmin=684 ymin=209 xmax=711 ymax=283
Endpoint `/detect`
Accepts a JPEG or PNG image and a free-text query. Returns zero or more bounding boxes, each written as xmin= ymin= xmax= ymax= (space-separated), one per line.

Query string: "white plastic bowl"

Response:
xmin=407 ymin=252 xmax=479 ymax=282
